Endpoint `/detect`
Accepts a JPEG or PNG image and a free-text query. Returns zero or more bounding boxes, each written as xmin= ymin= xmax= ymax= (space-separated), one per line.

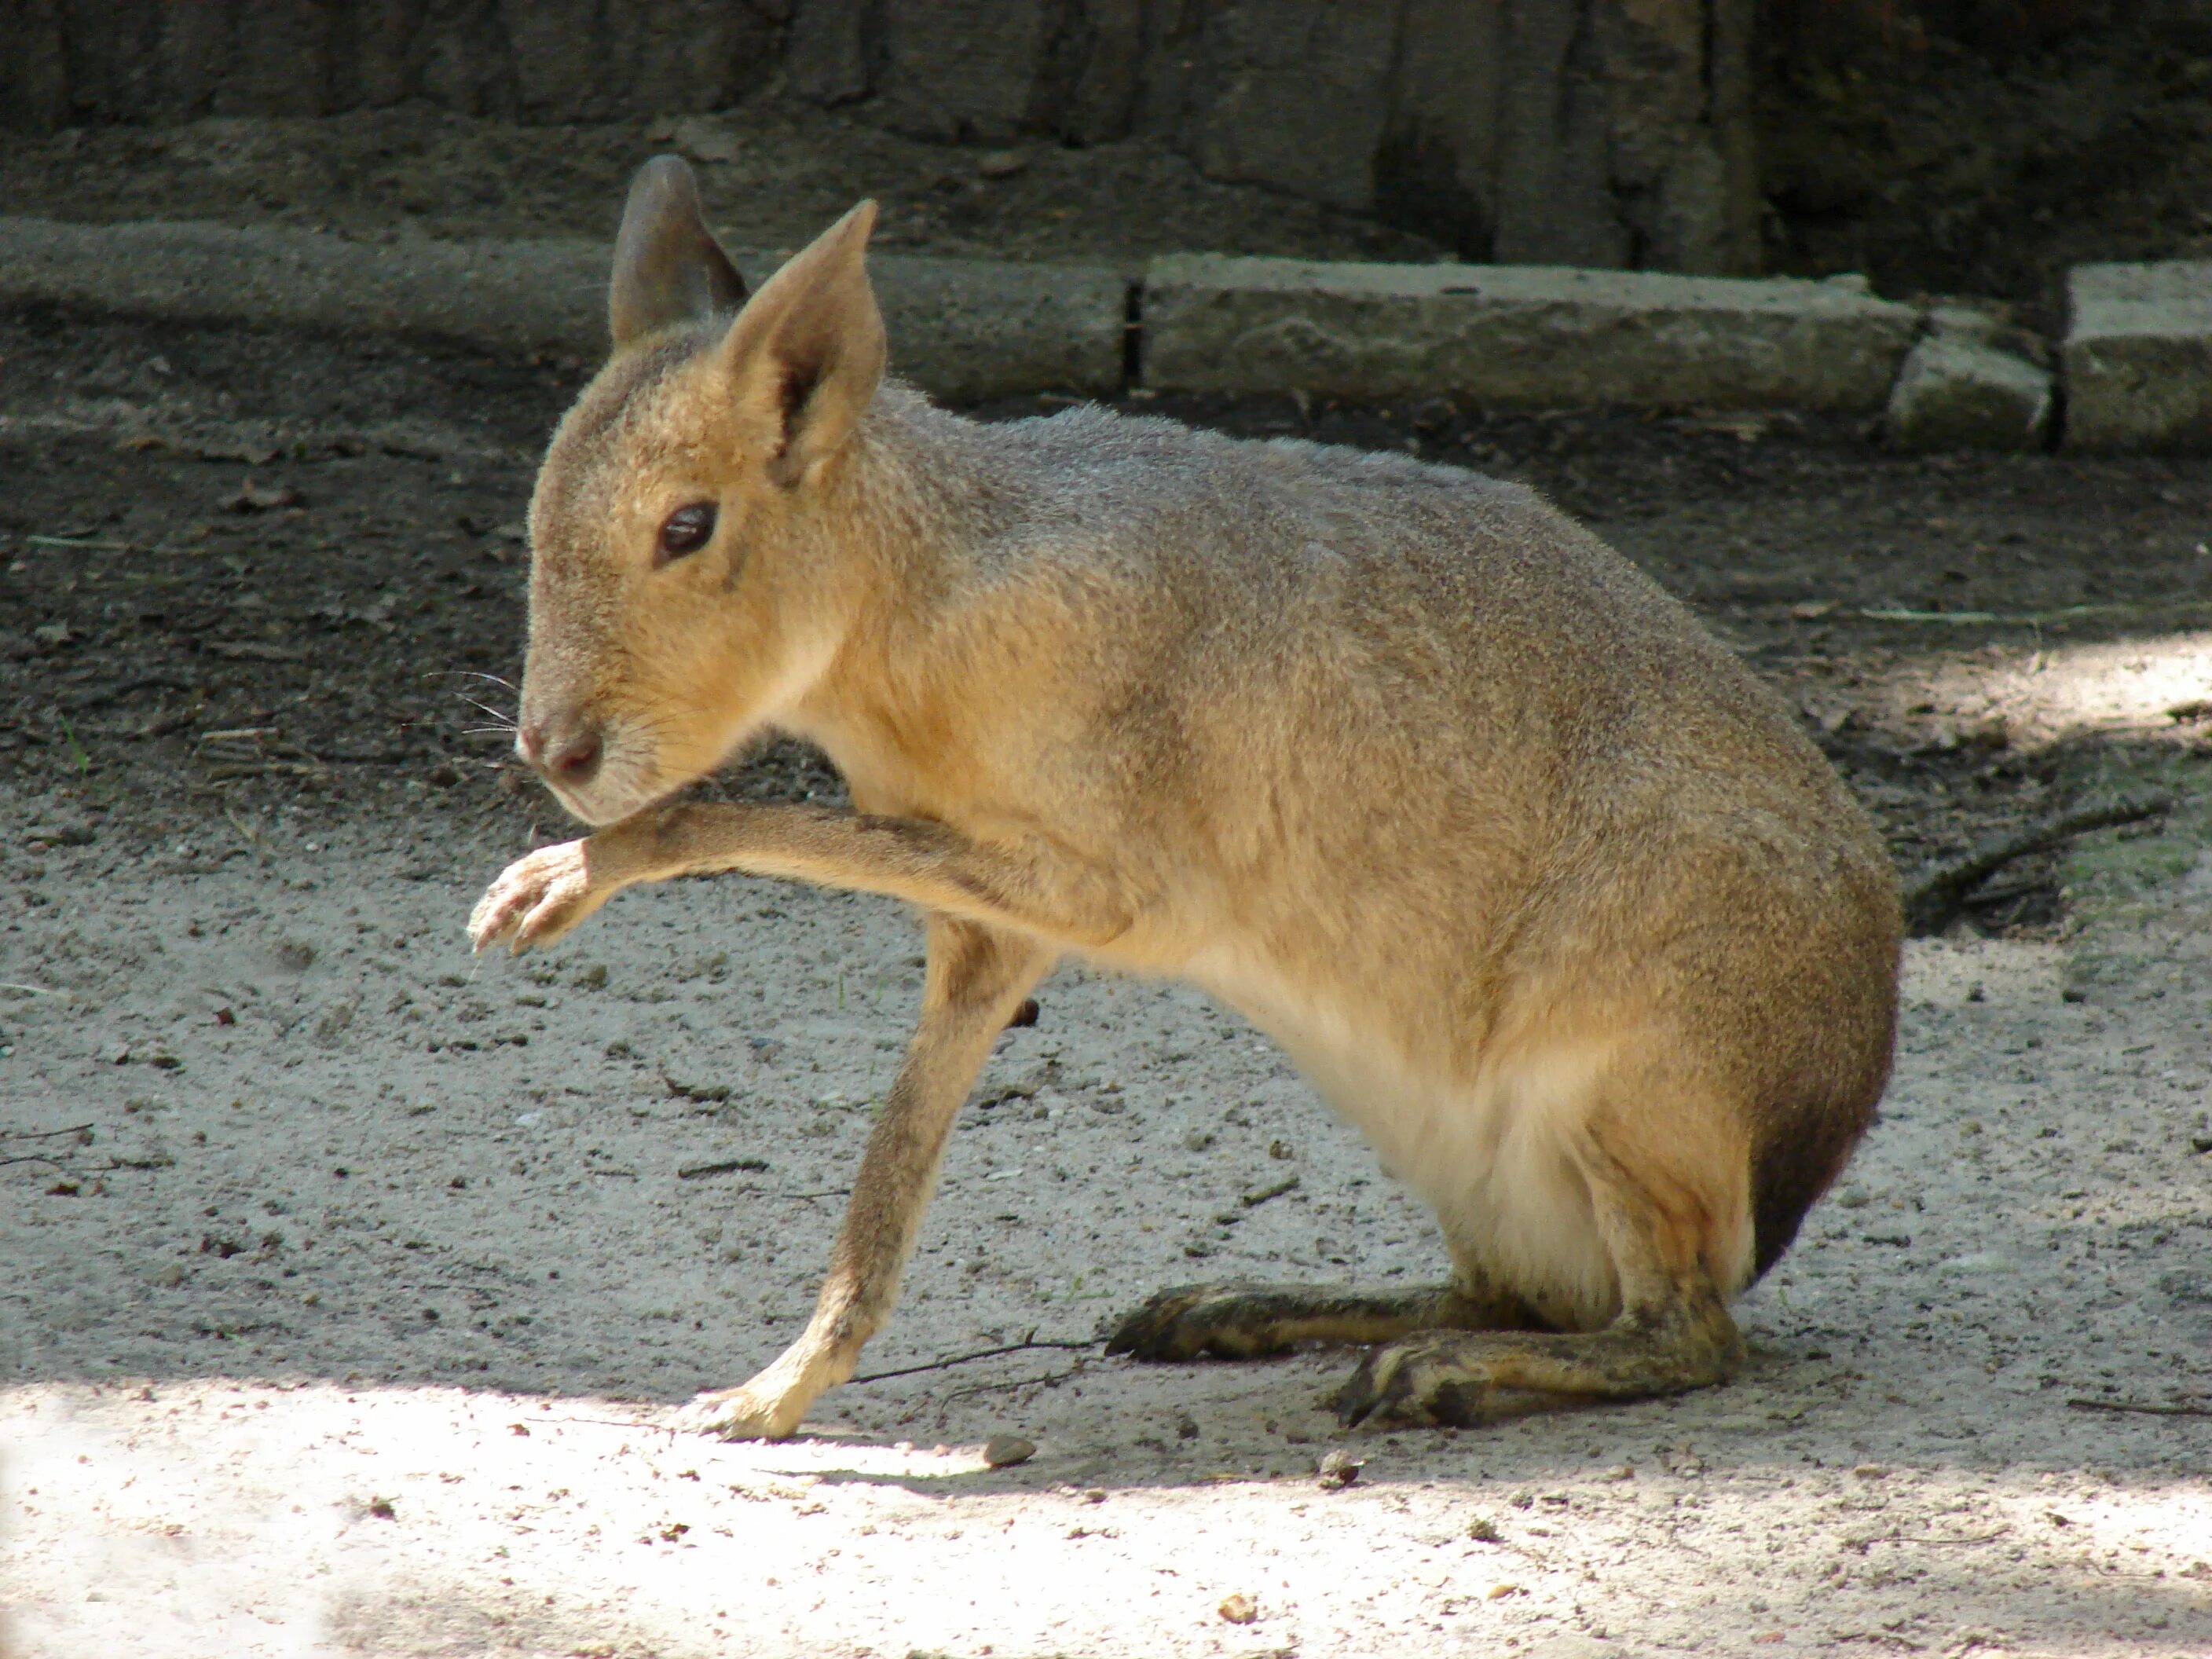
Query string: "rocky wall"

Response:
xmin=0 ymin=0 xmax=1760 ymax=273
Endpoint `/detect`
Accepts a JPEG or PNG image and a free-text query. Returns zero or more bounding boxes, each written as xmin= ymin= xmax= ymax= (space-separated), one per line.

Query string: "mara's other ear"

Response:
xmin=609 ymin=155 xmax=749 ymax=350
xmin=720 ymin=201 xmax=886 ymax=489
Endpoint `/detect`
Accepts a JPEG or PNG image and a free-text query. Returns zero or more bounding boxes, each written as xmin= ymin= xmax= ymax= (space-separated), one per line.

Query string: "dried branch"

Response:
xmin=676 ymin=1158 xmax=771 ymax=1181
xmin=1903 ymin=789 xmax=2176 ymax=936
xmin=1862 ymin=1529 xmax=2010 ymax=1547
xmin=934 ymin=1361 xmax=1092 ymax=1420
xmin=1241 ymin=1175 xmax=1300 ymax=1207
xmin=851 ymin=1333 xmax=1094 ymax=1386
xmin=2067 ymin=1397 xmax=2212 ymax=1419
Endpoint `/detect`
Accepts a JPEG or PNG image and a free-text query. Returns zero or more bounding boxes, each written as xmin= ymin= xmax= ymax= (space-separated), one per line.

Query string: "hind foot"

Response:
xmin=1106 ymin=1280 xmax=1533 ymax=1361
xmin=1334 ymin=1304 xmax=1745 ymax=1428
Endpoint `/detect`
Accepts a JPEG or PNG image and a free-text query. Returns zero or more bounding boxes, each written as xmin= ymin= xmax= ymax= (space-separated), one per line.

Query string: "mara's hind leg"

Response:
xmin=1106 ymin=1271 xmax=1544 ymax=1362
xmin=1334 ymin=1109 xmax=1750 ymax=1428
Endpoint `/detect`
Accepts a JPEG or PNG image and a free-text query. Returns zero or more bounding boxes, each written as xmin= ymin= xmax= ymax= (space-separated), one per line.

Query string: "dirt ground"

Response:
xmin=2 ymin=308 xmax=2212 ymax=1659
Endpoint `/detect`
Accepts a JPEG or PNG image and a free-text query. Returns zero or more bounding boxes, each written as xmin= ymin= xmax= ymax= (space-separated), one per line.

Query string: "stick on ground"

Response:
xmin=1902 ymin=790 xmax=2177 ymax=936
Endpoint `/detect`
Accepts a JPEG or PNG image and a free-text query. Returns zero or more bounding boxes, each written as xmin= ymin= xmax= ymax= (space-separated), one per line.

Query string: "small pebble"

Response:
xmin=1317 ymin=1448 xmax=1363 ymax=1489
xmin=976 ymin=149 xmax=1027 ymax=179
xmin=224 ymin=480 xmax=299 ymax=513
xmin=667 ymin=117 xmax=741 ymax=164
xmin=1218 ymin=1592 xmax=1258 ymax=1625
xmin=982 ymin=1434 xmax=1035 ymax=1469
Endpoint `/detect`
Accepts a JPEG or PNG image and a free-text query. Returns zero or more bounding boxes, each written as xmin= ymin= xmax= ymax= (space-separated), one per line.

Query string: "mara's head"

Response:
xmin=515 ymin=156 xmax=886 ymax=825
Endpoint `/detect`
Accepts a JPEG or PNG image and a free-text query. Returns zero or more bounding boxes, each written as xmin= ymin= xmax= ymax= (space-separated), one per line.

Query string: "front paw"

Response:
xmin=675 ymin=1382 xmax=809 ymax=1441
xmin=467 ymin=839 xmax=607 ymax=954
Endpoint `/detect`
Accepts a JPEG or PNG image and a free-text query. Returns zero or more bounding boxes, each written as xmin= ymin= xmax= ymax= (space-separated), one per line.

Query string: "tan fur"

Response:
xmin=471 ymin=159 xmax=1903 ymax=1439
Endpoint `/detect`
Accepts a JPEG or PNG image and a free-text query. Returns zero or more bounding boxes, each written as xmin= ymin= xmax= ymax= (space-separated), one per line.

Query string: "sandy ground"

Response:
xmin=2 ymin=786 xmax=2210 ymax=1659
xmin=3 ymin=312 xmax=2211 ymax=1657
xmin=4 ymin=650 xmax=2212 ymax=1659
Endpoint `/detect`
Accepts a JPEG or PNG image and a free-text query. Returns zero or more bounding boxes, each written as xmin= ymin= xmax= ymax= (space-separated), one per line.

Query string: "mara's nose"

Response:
xmin=516 ymin=720 xmax=604 ymax=789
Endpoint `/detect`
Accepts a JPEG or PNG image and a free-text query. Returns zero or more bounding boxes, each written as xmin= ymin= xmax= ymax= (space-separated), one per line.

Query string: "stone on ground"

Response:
xmin=1886 ymin=308 xmax=2053 ymax=451
xmin=0 ymin=215 xmax=1126 ymax=401
xmin=1141 ymin=255 xmax=1920 ymax=411
xmin=2064 ymin=260 xmax=2212 ymax=452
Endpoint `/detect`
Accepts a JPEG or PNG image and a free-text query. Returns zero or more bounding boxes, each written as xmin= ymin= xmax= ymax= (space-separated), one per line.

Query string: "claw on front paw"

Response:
xmin=466 ymin=840 xmax=598 ymax=956
xmin=674 ymin=1385 xmax=806 ymax=1441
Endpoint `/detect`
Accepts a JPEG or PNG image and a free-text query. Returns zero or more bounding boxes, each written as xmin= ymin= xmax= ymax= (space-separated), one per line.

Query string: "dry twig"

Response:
xmin=851 ymin=1332 xmax=1094 ymax=1386
xmin=2067 ymin=1397 xmax=2212 ymax=1419
xmin=1902 ymin=790 xmax=2176 ymax=936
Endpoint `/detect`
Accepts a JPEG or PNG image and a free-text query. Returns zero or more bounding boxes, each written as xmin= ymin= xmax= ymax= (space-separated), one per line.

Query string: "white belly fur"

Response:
xmin=1181 ymin=942 xmax=1621 ymax=1330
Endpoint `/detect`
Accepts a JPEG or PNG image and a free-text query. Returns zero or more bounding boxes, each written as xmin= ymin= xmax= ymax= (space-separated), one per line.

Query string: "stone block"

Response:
xmin=2064 ymin=261 xmax=2212 ymax=452
xmin=866 ymin=252 xmax=1126 ymax=401
xmin=1141 ymin=255 xmax=1919 ymax=410
xmin=0 ymin=216 xmax=1126 ymax=401
xmin=1886 ymin=331 xmax=2053 ymax=452
xmin=0 ymin=215 xmax=609 ymax=353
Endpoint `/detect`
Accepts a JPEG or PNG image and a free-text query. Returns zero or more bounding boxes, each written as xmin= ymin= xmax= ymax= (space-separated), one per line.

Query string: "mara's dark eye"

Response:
xmin=656 ymin=502 xmax=716 ymax=564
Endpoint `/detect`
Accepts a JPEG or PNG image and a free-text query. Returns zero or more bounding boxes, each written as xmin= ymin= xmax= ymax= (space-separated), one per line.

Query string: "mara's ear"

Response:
xmin=608 ymin=155 xmax=749 ymax=350
xmin=719 ymin=200 xmax=885 ymax=489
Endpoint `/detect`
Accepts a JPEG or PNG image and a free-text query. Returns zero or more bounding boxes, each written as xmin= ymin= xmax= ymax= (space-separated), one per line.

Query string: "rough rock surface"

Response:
xmin=1887 ymin=313 xmax=2054 ymax=452
xmin=2064 ymin=261 xmax=2212 ymax=454
xmin=0 ymin=0 xmax=1759 ymax=275
xmin=1143 ymin=255 xmax=1921 ymax=410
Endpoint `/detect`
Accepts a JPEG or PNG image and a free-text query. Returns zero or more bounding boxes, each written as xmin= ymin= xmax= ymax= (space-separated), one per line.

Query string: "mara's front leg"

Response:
xmin=467 ymin=800 xmax=1138 ymax=958
xmin=679 ymin=916 xmax=1052 ymax=1439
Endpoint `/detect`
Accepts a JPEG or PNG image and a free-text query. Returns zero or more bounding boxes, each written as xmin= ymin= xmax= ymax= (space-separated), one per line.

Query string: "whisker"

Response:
xmin=430 ymin=670 xmax=521 ymax=691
